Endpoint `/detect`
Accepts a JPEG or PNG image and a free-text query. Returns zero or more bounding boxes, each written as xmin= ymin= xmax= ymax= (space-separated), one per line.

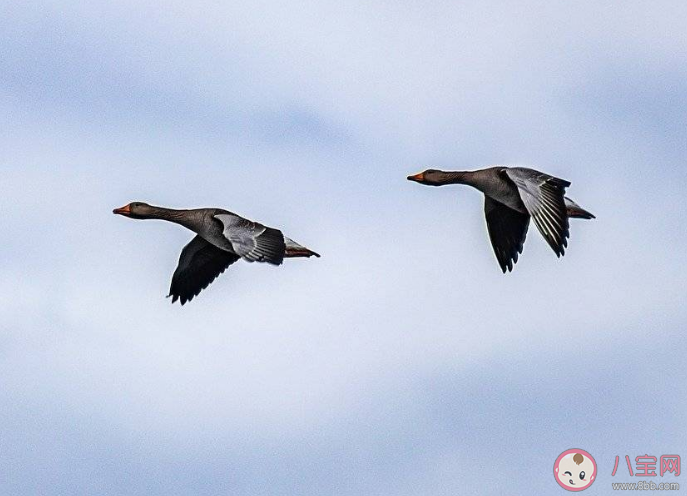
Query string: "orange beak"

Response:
xmin=407 ymin=172 xmax=425 ymax=182
xmin=113 ymin=204 xmax=131 ymax=216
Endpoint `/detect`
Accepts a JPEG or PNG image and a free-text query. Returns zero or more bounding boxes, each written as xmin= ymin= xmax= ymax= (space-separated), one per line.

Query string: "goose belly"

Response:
xmin=195 ymin=217 xmax=238 ymax=254
xmin=481 ymin=182 xmax=527 ymax=213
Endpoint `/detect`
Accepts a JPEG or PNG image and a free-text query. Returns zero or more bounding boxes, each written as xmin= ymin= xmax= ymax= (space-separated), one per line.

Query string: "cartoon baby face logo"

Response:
xmin=554 ymin=449 xmax=597 ymax=491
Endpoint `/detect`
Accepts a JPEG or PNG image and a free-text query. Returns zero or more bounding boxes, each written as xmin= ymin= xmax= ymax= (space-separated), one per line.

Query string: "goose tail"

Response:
xmin=564 ymin=197 xmax=596 ymax=220
xmin=284 ymin=237 xmax=321 ymax=258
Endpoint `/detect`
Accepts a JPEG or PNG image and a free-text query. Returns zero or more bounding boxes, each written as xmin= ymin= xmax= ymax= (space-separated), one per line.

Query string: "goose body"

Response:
xmin=407 ymin=166 xmax=594 ymax=272
xmin=113 ymin=202 xmax=319 ymax=304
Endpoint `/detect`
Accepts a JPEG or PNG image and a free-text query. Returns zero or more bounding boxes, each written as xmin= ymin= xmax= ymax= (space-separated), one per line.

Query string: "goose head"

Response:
xmin=113 ymin=202 xmax=156 ymax=219
xmin=407 ymin=169 xmax=444 ymax=186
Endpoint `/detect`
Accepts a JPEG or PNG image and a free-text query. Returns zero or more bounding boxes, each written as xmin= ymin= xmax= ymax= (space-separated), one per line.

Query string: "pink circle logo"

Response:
xmin=554 ymin=449 xmax=597 ymax=491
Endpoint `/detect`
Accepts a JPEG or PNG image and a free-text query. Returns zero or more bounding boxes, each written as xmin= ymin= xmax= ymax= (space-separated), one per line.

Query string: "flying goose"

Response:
xmin=113 ymin=202 xmax=319 ymax=304
xmin=407 ymin=166 xmax=594 ymax=272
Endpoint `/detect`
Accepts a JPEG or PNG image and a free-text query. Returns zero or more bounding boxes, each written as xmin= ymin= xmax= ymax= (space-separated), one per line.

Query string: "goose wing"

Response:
xmin=484 ymin=196 xmax=530 ymax=273
xmin=169 ymin=235 xmax=240 ymax=305
xmin=504 ymin=167 xmax=570 ymax=257
xmin=214 ymin=213 xmax=285 ymax=265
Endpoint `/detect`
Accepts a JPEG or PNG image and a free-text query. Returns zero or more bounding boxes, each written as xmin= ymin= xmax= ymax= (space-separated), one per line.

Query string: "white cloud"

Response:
xmin=1 ymin=0 xmax=686 ymax=493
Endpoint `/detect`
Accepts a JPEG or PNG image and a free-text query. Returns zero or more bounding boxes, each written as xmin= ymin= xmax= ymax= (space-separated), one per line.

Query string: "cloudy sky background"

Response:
xmin=1 ymin=1 xmax=686 ymax=494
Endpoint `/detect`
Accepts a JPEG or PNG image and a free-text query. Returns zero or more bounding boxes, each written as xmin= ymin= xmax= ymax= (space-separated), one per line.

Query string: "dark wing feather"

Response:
xmin=247 ymin=227 xmax=286 ymax=264
xmin=505 ymin=168 xmax=570 ymax=257
xmin=169 ymin=235 xmax=240 ymax=305
xmin=214 ymin=213 xmax=285 ymax=265
xmin=484 ymin=196 xmax=530 ymax=273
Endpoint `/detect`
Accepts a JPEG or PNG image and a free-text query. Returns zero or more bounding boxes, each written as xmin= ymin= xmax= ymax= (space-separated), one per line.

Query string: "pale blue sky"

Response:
xmin=1 ymin=1 xmax=686 ymax=494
